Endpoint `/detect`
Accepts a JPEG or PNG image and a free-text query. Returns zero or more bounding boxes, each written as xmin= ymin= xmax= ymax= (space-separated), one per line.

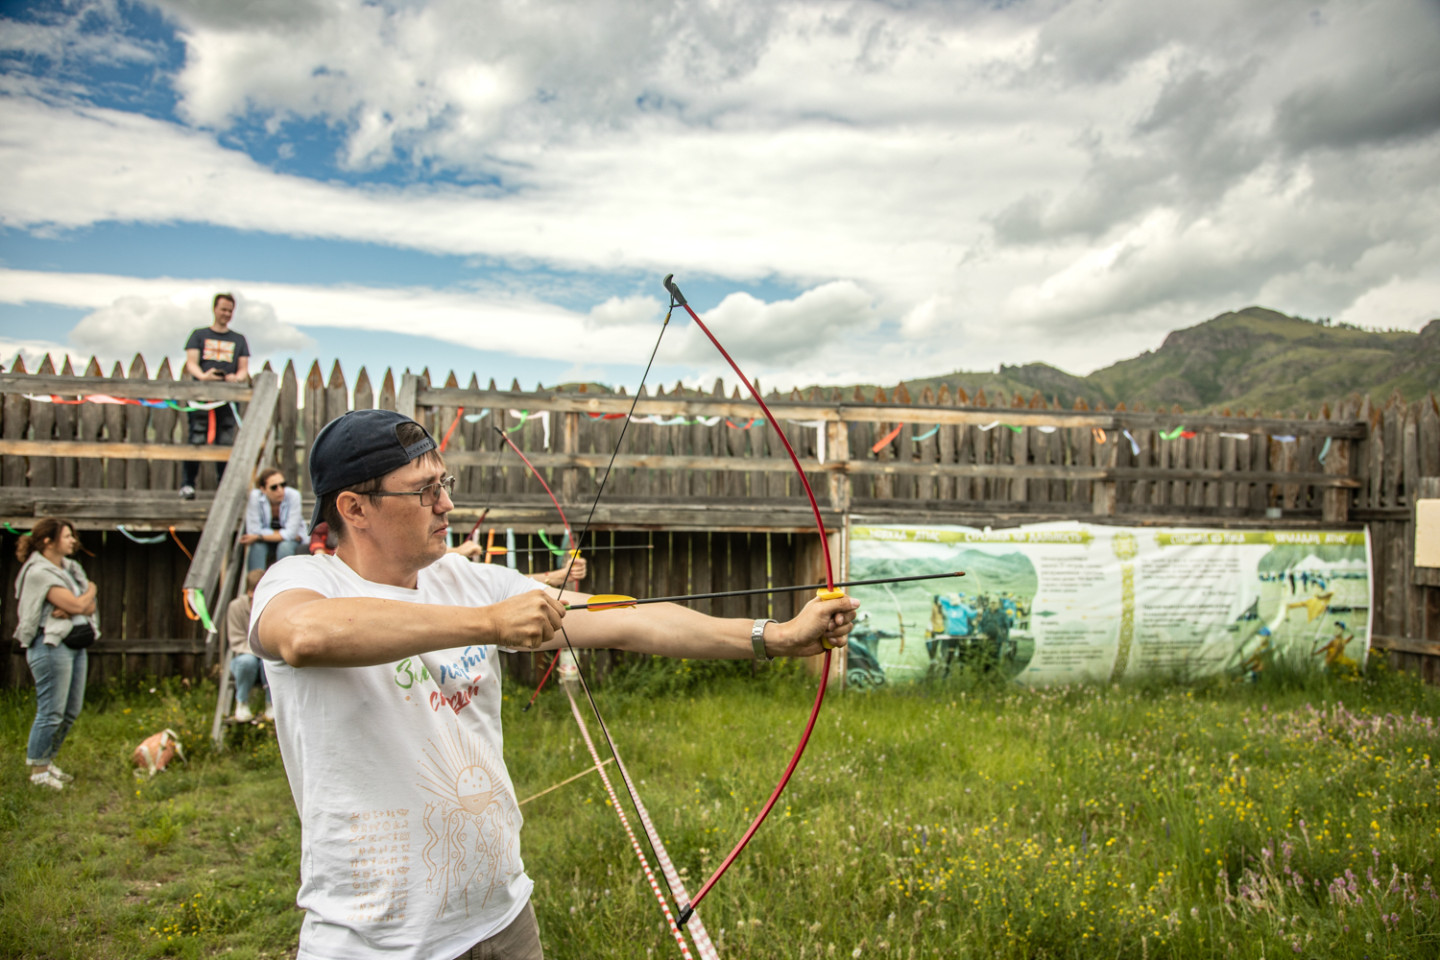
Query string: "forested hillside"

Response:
xmin=860 ymin=308 xmax=1439 ymax=412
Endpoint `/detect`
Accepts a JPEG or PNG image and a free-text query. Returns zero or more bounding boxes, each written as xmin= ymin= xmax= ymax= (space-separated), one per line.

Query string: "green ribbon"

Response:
xmin=537 ymin=529 xmax=566 ymax=558
xmin=189 ymin=589 xmax=215 ymax=633
xmin=1159 ymin=426 xmax=1186 ymax=440
xmin=2 ymin=522 xmax=23 ymax=535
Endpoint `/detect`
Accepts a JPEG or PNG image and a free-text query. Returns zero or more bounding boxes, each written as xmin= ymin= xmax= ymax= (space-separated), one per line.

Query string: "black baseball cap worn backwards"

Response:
xmin=308 ymin=409 xmax=438 ymax=529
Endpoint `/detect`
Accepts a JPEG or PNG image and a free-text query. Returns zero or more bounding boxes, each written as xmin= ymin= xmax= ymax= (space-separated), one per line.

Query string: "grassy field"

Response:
xmin=1 ymin=659 xmax=1436 ymax=959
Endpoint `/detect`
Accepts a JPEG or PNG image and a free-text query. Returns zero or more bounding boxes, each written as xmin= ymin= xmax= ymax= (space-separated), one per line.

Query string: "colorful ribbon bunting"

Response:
xmin=871 ymin=423 xmax=904 ymax=454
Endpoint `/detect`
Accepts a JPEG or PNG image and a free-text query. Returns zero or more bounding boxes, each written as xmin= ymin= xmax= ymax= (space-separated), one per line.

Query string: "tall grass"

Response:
xmin=2 ymin=663 xmax=1436 ymax=958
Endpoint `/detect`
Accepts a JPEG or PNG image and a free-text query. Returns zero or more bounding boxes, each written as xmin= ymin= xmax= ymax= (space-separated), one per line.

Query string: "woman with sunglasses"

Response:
xmin=241 ymin=468 xmax=307 ymax=571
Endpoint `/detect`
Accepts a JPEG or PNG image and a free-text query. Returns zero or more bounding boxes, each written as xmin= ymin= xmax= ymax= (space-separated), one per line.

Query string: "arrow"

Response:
xmin=566 ymin=571 xmax=965 ymax=611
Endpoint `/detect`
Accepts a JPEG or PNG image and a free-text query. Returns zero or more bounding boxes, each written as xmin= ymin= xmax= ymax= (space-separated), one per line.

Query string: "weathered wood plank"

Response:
xmin=396 ymin=372 xmax=420 ymax=420
xmin=0 ymin=374 xmax=253 ymax=402
xmin=76 ymin=361 xmax=106 ymax=490
xmin=1 ymin=357 xmax=30 ymax=487
xmin=414 ymin=385 xmax=1369 ymax=436
xmin=53 ymin=358 xmax=77 ymax=487
xmin=182 ymin=371 xmax=281 ymax=598
xmin=435 ymin=447 xmax=1363 ymax=486
xmin=150 ymin=359 xmax=181 ymax=492
xmin=28 ymin=356 xmax=57 ymax=488
xmin=279 ymin=360 xmax=299 ymax=494
xmin=0 ymin=439 xmax=231 ymax=461
xmin=124 ymin=356 xmax=152 ymax=492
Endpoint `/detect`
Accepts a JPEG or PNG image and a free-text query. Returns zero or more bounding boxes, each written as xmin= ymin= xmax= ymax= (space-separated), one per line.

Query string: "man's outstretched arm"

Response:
xmin=552 ymin=592 xmax=859 ymax=661
xmin=254 ymin=588 xmax=565 ymax=668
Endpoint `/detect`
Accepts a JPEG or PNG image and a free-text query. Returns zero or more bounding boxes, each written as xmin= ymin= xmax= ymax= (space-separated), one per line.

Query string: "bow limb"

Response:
xmin=664 ymin=274 xmax=838 ymax=925
xmin=494 ymin=428 xmax=573 ymax=545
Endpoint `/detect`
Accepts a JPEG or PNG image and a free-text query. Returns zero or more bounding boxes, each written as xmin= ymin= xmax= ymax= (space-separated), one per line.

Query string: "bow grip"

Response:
xmin=816 ymin=587 xmax=847 ymax=649
xmin=662 ymin=274 xmax=688 ymax=306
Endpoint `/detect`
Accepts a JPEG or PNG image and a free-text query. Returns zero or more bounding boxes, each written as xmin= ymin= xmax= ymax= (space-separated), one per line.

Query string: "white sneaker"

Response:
xmin=234 ymin=702 xmax=254 ymax=722
xmin=179 ymin=485 xmax=196 ymax=500
xmin=46 ymin=763 xmax=74 ymax=783
xmin=30 ymin=771 xmax=64 ymax=791
xmin=263 ymin=703 xmax=276 ymax=721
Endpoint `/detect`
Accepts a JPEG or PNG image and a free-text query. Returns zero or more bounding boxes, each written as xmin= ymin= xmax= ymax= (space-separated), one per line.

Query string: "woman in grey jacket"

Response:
xmin=13 ymin=517 xmax=98 ymax=792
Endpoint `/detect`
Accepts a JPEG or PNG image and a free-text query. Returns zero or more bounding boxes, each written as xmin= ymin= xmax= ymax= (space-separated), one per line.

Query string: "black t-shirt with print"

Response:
xmin=184 ymin=327 xmax=250 ymax=377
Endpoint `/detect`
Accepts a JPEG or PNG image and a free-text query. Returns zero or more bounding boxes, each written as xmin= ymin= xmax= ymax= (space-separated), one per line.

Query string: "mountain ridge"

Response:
xmin=840 ymin=307 xmax=1439 ymax=413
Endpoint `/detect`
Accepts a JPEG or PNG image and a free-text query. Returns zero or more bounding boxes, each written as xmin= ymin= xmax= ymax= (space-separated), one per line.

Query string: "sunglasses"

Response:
xmin=265 ymin=481 xmax=287 ymax=491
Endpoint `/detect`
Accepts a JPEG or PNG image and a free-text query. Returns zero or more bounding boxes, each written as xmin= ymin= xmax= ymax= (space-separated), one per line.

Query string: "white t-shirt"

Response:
xmin=250 ymin=552 xmax=543 ymax=960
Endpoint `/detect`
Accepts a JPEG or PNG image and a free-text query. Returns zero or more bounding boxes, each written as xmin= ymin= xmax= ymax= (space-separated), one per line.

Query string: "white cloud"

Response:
xmin=67 ymin=292 xmax=315 ymax=367
xmin=666 ymin=281 xmax=877 ymax=366
xmin=586 ymin=295 xmax=664 ymax=330
xmin=1335 ymin=276 xmax=1440 ymax=332
xmin=0 ymin=0 xmax=1436 ymax=385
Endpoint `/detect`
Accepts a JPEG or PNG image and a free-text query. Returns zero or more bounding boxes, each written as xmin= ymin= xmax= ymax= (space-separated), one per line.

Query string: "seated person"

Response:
xmin=241 ymin=468 xmax=306 ymax=571
xmin=226 ymin=569 xmax=272 ymax=722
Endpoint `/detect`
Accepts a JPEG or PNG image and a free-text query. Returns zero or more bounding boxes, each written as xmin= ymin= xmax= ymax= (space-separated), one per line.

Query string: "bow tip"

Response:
xmin=677 ymin=904 xmax=694 ymax=926
xmin=662 ymin=274 xmax=687 ymax=306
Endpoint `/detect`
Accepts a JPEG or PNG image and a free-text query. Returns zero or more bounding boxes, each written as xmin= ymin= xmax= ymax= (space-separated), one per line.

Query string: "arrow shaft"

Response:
xmin=566 ymin=570 xmax=963 ymax=610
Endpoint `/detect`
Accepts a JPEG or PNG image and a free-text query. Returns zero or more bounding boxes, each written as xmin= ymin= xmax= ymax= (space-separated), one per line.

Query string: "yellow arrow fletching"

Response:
xmin=576 ymin=594 xmax=638 ymax=611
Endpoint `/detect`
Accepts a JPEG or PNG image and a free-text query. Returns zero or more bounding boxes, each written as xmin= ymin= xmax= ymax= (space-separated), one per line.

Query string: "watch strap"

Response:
xmin=751 ymin=618 xmax=777 ymax=661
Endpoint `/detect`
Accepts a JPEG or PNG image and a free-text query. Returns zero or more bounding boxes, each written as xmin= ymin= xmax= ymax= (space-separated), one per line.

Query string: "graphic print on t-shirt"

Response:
xmin=418 ymin=726 xmax=520 ymax=919
xmin=202 ymin=337 xmax=237 ymax=364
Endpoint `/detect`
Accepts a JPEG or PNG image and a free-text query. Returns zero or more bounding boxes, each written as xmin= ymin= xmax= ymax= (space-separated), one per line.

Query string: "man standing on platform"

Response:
xmin=179 ymin=293 xmax=250 ymax=500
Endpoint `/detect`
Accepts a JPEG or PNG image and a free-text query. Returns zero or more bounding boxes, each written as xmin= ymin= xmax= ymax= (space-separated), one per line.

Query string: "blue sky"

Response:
xmin=2 ymin=0 xmax=1437 ymax=393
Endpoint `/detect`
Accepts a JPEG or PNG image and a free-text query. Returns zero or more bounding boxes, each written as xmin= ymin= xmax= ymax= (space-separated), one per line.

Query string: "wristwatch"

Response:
xmin=751 ymin=618 xmax=777 ymax=661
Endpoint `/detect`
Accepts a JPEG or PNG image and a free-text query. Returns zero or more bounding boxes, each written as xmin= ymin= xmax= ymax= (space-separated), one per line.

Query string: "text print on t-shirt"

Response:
xmin=393 ymin=647 xmax=490 ymax=715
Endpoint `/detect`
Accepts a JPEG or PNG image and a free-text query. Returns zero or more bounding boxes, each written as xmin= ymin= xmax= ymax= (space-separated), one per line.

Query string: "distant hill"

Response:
xmin=837 ymin=308 xmax=1440 ymax=413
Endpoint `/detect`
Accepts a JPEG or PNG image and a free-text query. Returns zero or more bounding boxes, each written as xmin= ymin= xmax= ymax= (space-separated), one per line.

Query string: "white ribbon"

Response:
xmin=785 ymin=420 xmax=828 ymax=464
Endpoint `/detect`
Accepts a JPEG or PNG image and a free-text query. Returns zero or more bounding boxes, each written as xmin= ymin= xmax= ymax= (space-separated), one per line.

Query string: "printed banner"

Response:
xmin=846 ymin=523 xmax=1371 ymax=688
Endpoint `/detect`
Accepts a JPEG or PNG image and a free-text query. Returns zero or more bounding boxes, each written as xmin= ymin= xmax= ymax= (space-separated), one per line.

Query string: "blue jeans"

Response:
xmin=26 ymin=641 xmax=88 ymax=767
xmin=230 ymin=653 xmax=270 ymax=707
xmin=247 ymin=538 xmax=302 ymax=571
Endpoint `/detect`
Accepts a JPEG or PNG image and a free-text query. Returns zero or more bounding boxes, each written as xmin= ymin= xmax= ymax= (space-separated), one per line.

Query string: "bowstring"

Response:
xmin=544 ymin=301 xmax=686 ymax=912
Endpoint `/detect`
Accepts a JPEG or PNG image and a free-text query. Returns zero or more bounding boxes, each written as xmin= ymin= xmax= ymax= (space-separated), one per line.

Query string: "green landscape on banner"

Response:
xmin=845 ymin=524 xmax=1371 ymax=688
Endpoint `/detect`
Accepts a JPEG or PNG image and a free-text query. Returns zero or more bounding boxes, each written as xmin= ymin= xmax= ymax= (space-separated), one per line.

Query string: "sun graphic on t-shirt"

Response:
xmin=416 ymin=729 xmax=520 ymax=919
xmin=455 ymin=765 xmax=497 ymax=815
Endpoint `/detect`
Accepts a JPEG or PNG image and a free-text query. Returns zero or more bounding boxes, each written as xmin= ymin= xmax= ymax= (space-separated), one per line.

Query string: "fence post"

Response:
xmin=828 ymin=408 xmax=850 ymax=514
xmin=1092 ymin=412 xmax=1118 ymax=517
xmin=397 ymin=373 xmax=420 ymax=420
xmin=1322 ymin=417 xmax=1353 ymax=526
xmin=561 ymin=410 xmax=579 ymax=504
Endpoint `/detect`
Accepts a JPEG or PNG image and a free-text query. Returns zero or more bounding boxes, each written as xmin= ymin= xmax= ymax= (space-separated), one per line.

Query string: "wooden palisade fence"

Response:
xmin=3 ymin=355 xmax=1438 ymax=688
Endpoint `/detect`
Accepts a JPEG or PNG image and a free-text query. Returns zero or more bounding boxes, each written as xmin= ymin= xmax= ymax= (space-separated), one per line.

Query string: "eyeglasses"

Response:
xmin=265 ymin=481 xmax=286 ymax=491
xmin=369 ymin=475 xmax=456 ymax=508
